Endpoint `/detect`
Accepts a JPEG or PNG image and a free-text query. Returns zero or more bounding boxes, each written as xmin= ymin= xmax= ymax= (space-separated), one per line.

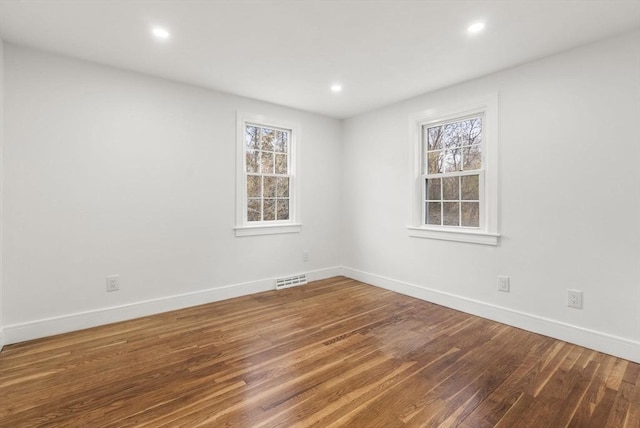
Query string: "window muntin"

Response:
xmin=422 ymin=116 xmax=483 ymax=228
xmin=244 ymin=124 xmax=291 ymax=223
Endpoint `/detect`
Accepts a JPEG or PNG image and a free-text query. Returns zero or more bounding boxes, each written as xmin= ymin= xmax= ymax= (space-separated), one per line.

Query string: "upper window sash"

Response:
xmin=422 ymin=115 xmax=483 ymax=176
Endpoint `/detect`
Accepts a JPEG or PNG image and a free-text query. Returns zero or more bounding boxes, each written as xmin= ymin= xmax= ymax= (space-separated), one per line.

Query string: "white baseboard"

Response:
xmin=6 ymin=266 xmax=637 ymax=364
xmin=3 ymin=266 xmax=342 ymax=346
xmin=341 ymin=267 xmax=640 ymax=363
xmin=306 ymin=266 xmax=343 ymax=283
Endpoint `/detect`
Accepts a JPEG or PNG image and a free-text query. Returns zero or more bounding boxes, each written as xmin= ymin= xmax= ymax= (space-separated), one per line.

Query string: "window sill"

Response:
xmin=234 ymin=223 xmax=302 ymax=237
xmin=407 ymin=226 xmax=500 ymax=246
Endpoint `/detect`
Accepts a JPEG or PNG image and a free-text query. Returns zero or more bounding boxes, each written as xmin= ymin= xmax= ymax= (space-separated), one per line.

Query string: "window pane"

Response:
xmin=263 ymin=176 xmax=276 ymax=197
xmin=276 ymin=177 xmax=289 ymax=197
xmin=426 ymin=125 xmax=443 ymax=150
xmin=275 ymin=153 xmax=288 ymax=174
xmin=461 ymin=202 xmax=479 ymax=227
xmin=427 ymin=150 xmax=444 ymax=174
xmin=274 ymin=131 xmax=288 ymax=153
xmin=443 ymin=202 xmax=460 ymax=226
xmin=442 ymin=149 xmax=462 ymax=172
xmin=463 ymin=144 xmax=482 ymax=170
xmin=246 ymin=150 xmax=259 ymax=173
xmin=263 ymin=198 xmax=276 ymax=221
xmin=466 ymin=117 xmax=482 ymax=146
xmin=443 ymin=122 xmax=464 ymax=149
xmin=261 ymin=152 xmax=274 ymax=174
xmin=442 ymin=177 xmax=459 ymax=200
xmin=277 ymin=199 xmax=289 ymax=220
xmin=461 ymin=175 xmax=479 ymax=200
xmin=247 ymin=175 xmax=261 ymax=198
xmin=426 ymin=178 xmax=441 ymax=201
xmin=247 ymin=199 xmax=261 ymax=222
xmin=442 ymin=117 xmax=482 ymax=148
xmin=261 ymin=128 xmax=275 ymax=151
xmin=426 ymin=202 xmax=441 ymax=225
xmin=246 ymin=126 xmax=259 ymax=150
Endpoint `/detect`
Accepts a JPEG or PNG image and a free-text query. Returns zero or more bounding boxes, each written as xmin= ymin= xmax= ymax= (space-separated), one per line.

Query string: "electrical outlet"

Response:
xmin=106 ymin=275 xmax=120 ymax=292
xmin=568 ymin=289 xmax=583 ymax=309
xmin=303 ymin=250 xmax=309 ymax=262
xmin=497 ymin=275 xmax=510 ymax=292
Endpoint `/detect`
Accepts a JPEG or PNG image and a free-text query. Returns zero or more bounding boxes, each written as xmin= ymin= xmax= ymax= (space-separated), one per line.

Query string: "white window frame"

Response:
xmin=407 ymin=94 xmax=500 ymax=245
xmin=235 ymin=112 xmax=302 ymax=237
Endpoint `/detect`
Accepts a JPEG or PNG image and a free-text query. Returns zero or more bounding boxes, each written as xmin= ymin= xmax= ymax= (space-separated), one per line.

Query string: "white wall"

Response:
xmin=0 ymin=39 xmax=4 ymax=350
xmin=2 ymin=31 xmax=639 ymax=362
xmin=341 ymin=30 xmax=640 ymax=362
xmin=2 ymin=45 xmax=343 ymax=341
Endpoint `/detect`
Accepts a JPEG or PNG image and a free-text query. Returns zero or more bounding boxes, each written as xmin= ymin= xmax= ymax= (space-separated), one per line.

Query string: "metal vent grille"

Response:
xmin=275 ymin=274 xmax=308 ymax=290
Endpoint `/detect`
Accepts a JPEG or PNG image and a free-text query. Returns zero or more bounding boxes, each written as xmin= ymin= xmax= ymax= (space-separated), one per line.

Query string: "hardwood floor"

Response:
xmin=0 ymin=277 xmax=638 ymax=427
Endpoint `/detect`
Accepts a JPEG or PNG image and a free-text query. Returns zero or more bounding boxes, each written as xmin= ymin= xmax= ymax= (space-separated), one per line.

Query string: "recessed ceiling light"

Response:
xmin=330 ymin=84 xmax=342 ymax=93
xmin=467 ymin=22 xmax=485 ymax=34
xmin=152 ymin=27 xmax=170 ymax=40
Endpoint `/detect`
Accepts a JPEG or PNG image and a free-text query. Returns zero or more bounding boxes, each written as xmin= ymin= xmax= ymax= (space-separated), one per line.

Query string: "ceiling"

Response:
xmin=1 ymin=0 xmax=639 ymax=119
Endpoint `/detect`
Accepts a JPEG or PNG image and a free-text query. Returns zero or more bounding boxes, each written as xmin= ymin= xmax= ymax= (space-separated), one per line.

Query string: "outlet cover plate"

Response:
xmin=568 ymin=289 xmax=583 ymax=309
xmin=497 ymin=275 xmax=510 ymax=292
xmin=106 ymin=275 xmax=120 ymax=292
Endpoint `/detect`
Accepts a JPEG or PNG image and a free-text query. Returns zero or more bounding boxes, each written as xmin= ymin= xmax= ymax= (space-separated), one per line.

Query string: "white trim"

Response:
xmin=409 ymin=94 xmax=500 ymax=244
xmin=341 ymin=267 xmax=640 ymax=363
xmin=235 ymin=112 xmax=302 ymax=236
xmin=407 ymin=226 xmax=500 ymax=245
xmin=0 ymin=329 xmax=5 ymax=352
xmin=4 ymin=268 xmax=638 ymax=363
xmin=3 ymin=267 xmax=341 ymax=345
xmin=234 ymin=223 xmax=302 ymax=237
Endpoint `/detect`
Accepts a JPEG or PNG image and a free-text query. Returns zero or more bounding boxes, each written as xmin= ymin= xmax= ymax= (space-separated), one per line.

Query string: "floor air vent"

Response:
xmin=275 ymin=274 xmax=308 ymax=290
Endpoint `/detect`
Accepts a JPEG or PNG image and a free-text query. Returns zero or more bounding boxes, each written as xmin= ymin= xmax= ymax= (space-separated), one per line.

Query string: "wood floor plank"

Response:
xmin=0 ymin=276 xmax=637 ymax=427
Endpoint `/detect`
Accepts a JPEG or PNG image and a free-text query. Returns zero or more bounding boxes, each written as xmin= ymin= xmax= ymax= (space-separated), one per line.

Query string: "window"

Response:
xmin=235 ymin=113 xmax=301 ymax=236
xmin=408 ymin=95 xmax=500 ymax=245
xmin=245 ymin=125 xmax=291 ymax=222
xmin=424 ymin=117 xmax=482 ymax=227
